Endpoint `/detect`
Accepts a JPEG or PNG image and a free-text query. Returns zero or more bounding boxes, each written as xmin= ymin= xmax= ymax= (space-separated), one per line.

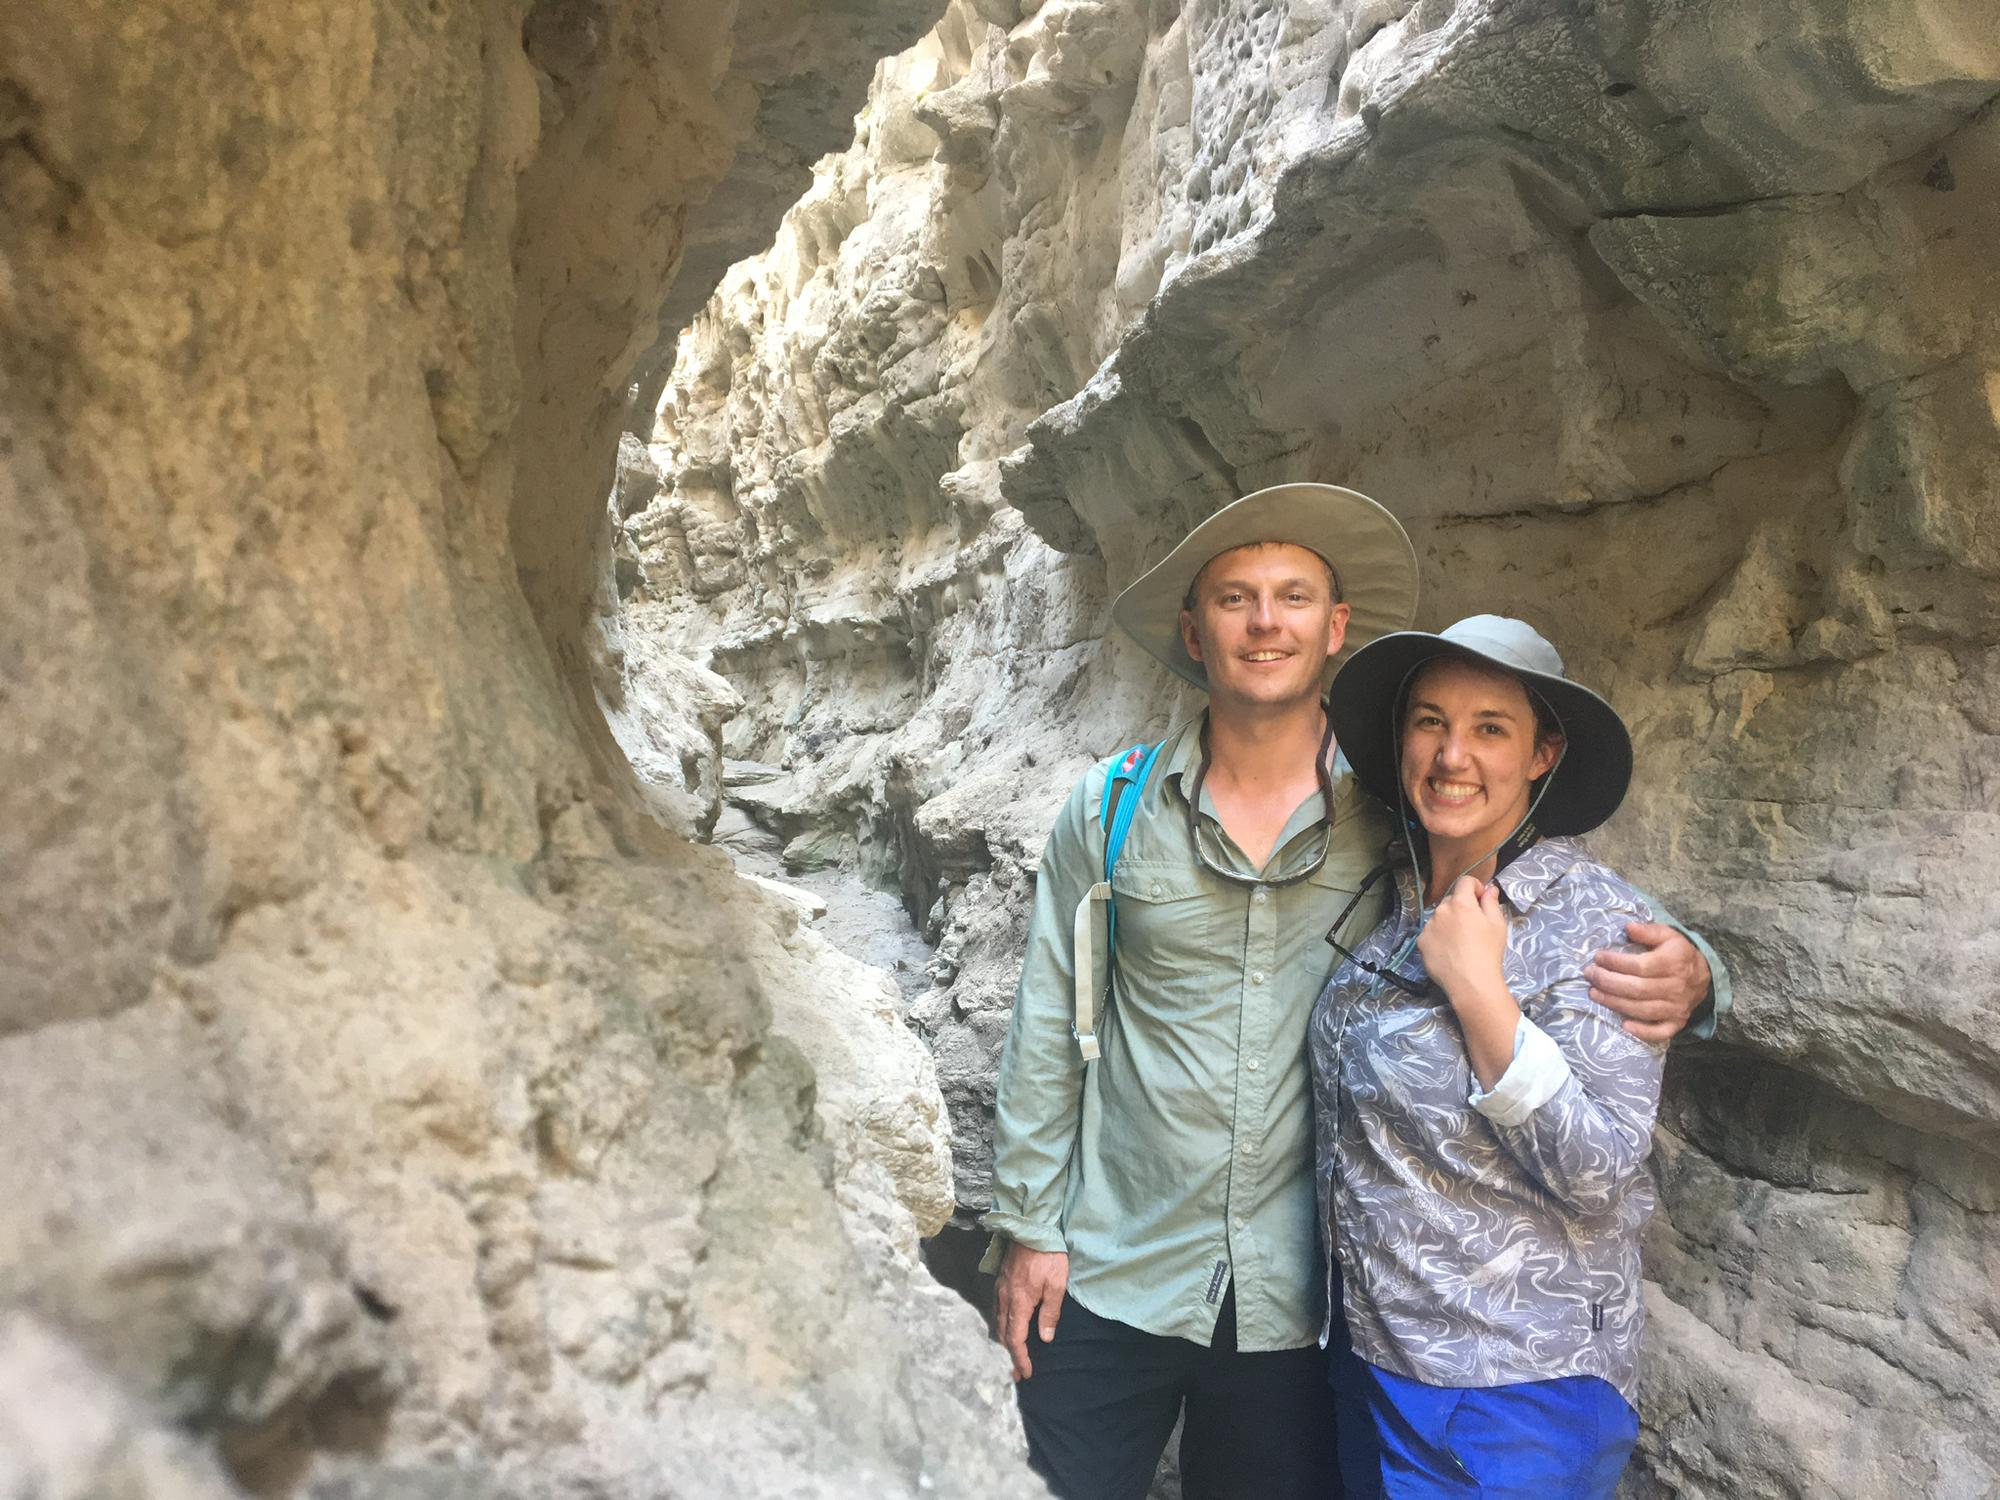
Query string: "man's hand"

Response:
xmin=995 ymin=1243 xmax=1068 ymax=1381
xmin=1587 ymin=921 xmax=1710 ymax=1044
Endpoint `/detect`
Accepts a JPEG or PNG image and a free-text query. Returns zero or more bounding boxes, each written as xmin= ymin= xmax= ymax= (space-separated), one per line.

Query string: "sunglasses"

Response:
xmin=1323 ymin=860 xmax=1432 ymax=997
xmin=1184 ymin=781 xmax=1340 ymax=889
xmin=1182 ymin=715 xmax=1342 ymax=890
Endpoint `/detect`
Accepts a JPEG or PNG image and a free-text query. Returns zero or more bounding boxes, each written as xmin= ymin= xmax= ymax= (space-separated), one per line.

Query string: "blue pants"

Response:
xmin=1334 ymin=1358 xmax=1638 ymax=1500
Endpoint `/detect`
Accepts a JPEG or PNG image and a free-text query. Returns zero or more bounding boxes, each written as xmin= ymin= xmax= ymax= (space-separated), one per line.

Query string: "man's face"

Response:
xmin=1178 ymin=542 xmax=1350 ymax=712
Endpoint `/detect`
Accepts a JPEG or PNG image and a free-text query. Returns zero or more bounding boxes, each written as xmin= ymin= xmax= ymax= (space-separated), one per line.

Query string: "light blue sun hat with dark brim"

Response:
xmin=1329 ymin=614 xmax=1633 ymax=837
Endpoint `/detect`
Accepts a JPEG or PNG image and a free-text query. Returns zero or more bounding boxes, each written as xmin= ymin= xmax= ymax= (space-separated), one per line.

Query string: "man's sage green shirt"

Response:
xmin=983 ymin=716 xmax=1396 ymax=1351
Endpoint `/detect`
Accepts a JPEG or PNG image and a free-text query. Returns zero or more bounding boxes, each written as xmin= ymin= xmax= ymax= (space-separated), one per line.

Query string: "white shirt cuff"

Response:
xmin=1468 ymin=1016 xmax=1572 ymax=1126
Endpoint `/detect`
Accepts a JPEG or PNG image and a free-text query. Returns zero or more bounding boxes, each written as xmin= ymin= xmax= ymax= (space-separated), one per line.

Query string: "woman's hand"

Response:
xmin=1418 ymin=876 xmax=1509 ymax=998
xmin=1418 ymin=876 xmax=1520 ymax=1089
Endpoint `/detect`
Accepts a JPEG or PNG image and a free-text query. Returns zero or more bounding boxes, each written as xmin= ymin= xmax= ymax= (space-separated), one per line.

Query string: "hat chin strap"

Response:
xmin=1389 ymin=678 xmax=1569 ymax=959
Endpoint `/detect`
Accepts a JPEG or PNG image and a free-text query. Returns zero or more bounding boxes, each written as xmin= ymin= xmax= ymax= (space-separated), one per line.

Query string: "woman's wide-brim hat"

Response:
xmin=1111 ymin=483 xmax=1420 ymax=690
xmin=1329 ymin=614 xmax=1633 ymax=838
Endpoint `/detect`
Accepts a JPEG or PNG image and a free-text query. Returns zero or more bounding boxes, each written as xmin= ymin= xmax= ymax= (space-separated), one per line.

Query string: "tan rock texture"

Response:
xmin=636 ymin=0 xmax=2000 ymax=1493
xmin=1 ymin=1 xmax=1043 ymax=1497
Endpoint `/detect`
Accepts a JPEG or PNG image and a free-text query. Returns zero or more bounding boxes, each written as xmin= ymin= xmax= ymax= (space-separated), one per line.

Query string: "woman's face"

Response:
xmin=1399 ymin=657 xmax=1561 ymax=850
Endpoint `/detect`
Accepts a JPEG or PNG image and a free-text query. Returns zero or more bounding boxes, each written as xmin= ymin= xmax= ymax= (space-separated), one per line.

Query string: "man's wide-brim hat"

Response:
xmin=1330 ymin=614 xmax=1633 ymax=838
xmin=1111 ymin=483 xmax=1420 ymax=690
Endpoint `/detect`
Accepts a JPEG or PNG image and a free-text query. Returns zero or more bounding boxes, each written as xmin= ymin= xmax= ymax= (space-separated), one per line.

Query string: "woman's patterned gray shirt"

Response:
xmin=1308 ymin=837 xmax=1667 ymax=1403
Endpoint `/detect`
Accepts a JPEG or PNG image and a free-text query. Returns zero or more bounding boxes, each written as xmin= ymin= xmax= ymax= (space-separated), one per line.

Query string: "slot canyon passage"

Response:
xmin=3 ymin=0 xmax=1999 ymax=1496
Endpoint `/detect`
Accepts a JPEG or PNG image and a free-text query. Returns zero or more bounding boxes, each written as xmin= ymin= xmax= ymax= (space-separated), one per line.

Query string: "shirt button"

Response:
xmin=1151 ymin=883 xmax=1163 ymax=897
xmin=1251 ymin=970 xmax=1266 ymax=985
xmin=1247 ymin=1059 xmax=1261 ymax=1072
xmin=1253 ymin=887 xmax=1269 ymax=904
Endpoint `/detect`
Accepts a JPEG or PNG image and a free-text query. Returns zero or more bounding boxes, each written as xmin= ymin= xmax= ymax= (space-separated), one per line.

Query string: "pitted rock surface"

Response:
xmin=1 ymin=0 xmax=1043 ymax=1496
xmin=630 ymin=1 xmax=2000 ymax=1493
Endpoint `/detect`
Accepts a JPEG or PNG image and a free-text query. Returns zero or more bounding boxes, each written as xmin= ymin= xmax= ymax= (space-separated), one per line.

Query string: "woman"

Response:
xmin=1308 ymin=615 xmax=1664 ymax=1498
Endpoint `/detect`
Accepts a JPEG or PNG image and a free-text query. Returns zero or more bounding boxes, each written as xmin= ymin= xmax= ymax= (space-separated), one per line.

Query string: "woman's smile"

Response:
xmin=1420 ymin=777 xmax=1482 ymax=808
xmin=1399 ymin=657 xmax=1561 ymax=872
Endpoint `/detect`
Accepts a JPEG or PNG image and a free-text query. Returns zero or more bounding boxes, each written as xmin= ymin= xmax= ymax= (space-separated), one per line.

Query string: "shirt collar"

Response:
xmin=1157 ymin=715 xmax=1208 ymax=792
xmin=1384 ymin=834 xmax=1587 ymax=920
xmin=1159 ymin=706 xmax=1346 ymax=795
xmin=1153 ymin=709 xmax=1355 ymax=875
xmin=1491 ymin=836 xmax=1589 ymax=911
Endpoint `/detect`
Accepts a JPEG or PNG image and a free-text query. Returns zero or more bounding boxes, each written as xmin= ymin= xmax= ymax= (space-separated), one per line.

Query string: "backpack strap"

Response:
xmin=1072 ymin=741 xmax=1164 ymax=1062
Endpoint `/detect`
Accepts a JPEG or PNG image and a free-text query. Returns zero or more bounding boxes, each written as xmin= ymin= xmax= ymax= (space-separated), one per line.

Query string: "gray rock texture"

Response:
xmin=0 ymin=1314 xmax=248 ymax=1500
xmin=1 ymin=1 xmax=1043 ymax=1497
xmin=631 ymin=0 xmax=2000 ymax=1493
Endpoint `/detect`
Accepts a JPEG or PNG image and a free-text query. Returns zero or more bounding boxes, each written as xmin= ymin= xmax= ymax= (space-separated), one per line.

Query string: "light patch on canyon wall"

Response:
xmin=632 ymin=0 xmax=2000 ymax=1493
xmin=0 ymin=1 xmax=1051 ymax=1496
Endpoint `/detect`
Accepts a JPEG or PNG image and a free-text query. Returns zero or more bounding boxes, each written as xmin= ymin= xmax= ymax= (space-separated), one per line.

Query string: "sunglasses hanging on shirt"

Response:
xmin=1322 ymin=861 xmax=1433 ymax=997
xmin=1183 ymin=711 xmax=1342 ymax=889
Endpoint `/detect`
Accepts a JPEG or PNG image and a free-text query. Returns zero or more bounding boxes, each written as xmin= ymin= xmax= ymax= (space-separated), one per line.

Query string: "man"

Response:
xmin=982 ymin=484 xmax=1721 ymax=1500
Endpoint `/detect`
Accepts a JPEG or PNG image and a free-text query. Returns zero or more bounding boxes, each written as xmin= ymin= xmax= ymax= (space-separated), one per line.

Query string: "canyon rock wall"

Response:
xmin=0 ymin=2 xmax=1045 ymax=1498
xmin=634 ymin=0 xmax=2000 ymax=1493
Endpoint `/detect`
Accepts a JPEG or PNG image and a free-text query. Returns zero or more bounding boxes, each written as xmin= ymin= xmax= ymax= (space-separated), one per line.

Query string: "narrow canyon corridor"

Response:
xmin=4 ymin=1 xmax=1998 ymax=1497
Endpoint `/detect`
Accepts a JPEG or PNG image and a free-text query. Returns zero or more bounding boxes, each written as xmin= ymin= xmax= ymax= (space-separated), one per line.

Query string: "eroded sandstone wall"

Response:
xmin=633 ymin=1 xmax=2000 ymax=1492
xmin=0 ymin=2 xmax=1049 ymax=1497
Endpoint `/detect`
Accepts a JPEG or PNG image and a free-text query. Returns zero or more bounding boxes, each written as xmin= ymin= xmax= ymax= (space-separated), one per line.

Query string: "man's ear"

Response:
xmin=1324 ymin=600 xmax=1353 ymax=658
xmin=1179 ymin=608 xmax=1203 ymax=662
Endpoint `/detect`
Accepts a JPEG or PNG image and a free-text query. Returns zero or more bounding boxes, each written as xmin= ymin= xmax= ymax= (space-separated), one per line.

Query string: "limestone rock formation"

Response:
xmin=633 ymin=0 xmax=2000 ymax=1492
xmin=0 ymin=1314 xmax=247 ymax=1500
xmin=1 ymin=0 xmax=1044 ymax=1496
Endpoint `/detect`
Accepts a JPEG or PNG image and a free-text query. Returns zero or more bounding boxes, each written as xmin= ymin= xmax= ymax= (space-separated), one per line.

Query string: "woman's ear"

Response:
xmin=1531 ymin=732 xmax=1565 ymax=781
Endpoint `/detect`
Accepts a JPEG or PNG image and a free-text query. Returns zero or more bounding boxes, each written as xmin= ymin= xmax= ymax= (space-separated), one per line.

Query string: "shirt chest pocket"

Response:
xmin=1109 ymin=861 xmax=1222 ymax=979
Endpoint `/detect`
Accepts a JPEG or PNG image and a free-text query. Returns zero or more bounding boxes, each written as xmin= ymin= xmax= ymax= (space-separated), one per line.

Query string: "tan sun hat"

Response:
xmin=1110 ymin=482 xmax=1420 ymax=690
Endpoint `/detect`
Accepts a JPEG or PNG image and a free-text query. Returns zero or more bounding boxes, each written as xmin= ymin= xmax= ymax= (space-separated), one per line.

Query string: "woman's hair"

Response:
xmin=1523 ymin=685 xmax=1565 ymax=757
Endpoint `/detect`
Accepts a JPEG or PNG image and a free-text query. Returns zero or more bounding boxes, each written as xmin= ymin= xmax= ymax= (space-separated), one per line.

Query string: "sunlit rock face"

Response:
xmin=0 ymin=0 xmax=1044 ymax=1496
xmin=637 ymin=0 xmax=2000 ymax=1491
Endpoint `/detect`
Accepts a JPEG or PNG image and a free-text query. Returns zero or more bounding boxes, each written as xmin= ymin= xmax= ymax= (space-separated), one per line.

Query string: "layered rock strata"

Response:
xmin=633 ymin=1 xmax=2000 ymax=1493
xmin=1 ymin=1 xmax=1042 ymax=1496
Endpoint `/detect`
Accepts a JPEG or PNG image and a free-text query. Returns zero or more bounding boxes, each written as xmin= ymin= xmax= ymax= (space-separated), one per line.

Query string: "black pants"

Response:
xmin=1014 ymin=1289 xmax=1342 ymax=1500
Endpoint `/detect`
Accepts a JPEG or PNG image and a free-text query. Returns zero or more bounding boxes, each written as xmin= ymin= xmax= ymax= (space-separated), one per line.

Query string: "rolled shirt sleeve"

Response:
xmin=979 ymin=764 xmax=1106 ymax=1266
xmin=1466 ymin=1015 xmax=1571 ymax=1126
xmin=1474 ymin=907 xmax=1668 ymax=1217
xmin=1677 ymin=921 xmax=1731 ymax=1040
